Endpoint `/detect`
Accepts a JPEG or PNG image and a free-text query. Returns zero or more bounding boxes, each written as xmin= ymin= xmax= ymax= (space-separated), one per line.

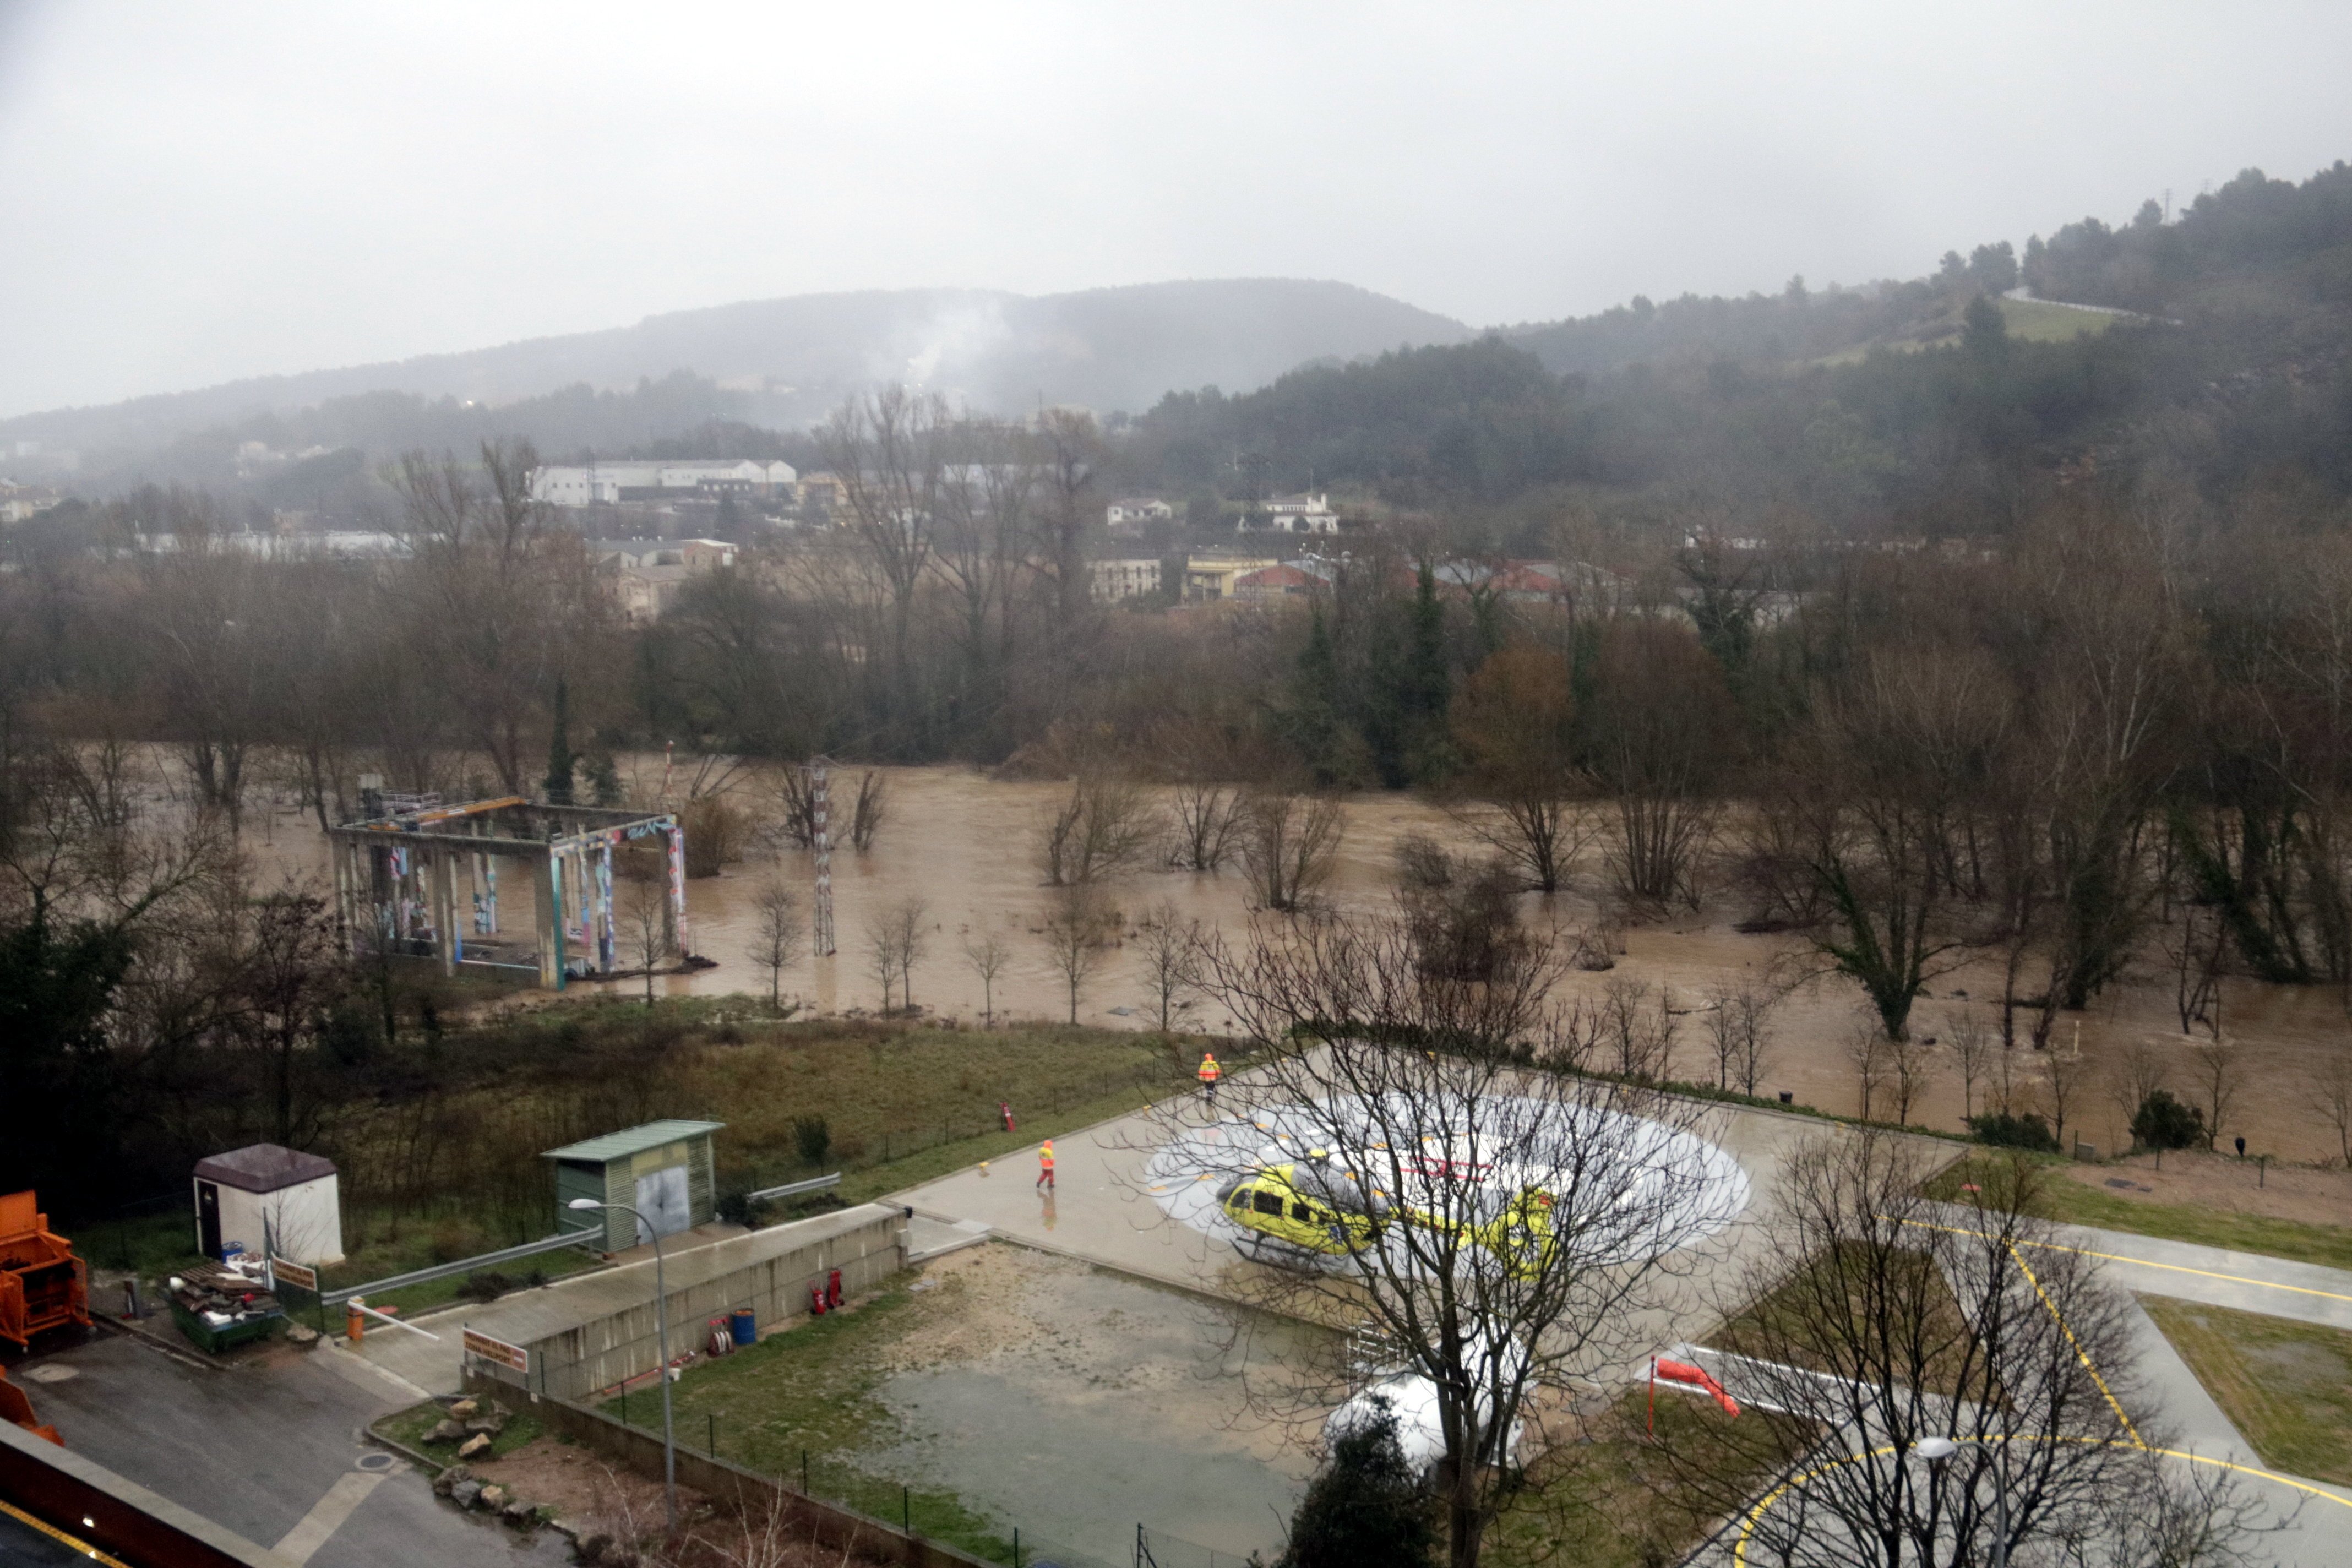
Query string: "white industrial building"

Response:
xmin=192 ymin=1144 xmax=346 ymax=1266
xmin=530 ymin=460 xmax=799 ymax=507
xmin=1106 ymin=496 xmax=1175 ymax=529
xmin=1244 ymin=493 xmax=1339 ymax=535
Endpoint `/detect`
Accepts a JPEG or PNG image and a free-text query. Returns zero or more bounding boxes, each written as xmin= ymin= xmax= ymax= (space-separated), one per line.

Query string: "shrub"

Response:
xmin=1967 ymin=1111 xmax=2060 ymax=1152
xmin=1277 ymin=1401 xmax=1437 ymax=1568
xmin=793 ymin=1115 xmax=832 ymax=1167
xmin=2130 ymin=1090 xmax=2205 ymax=1152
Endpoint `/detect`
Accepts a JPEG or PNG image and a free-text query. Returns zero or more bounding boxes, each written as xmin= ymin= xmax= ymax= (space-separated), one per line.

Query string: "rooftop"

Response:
xmin=192 ymin=1144 xmax=337 ymax=1194
xmin=542 ymin=1119 xmax=727 ymax=1164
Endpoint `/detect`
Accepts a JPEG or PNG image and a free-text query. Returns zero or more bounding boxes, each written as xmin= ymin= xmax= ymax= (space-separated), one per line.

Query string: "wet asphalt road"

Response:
xmin=7 ymin=1329 xmax=566 ymax=1567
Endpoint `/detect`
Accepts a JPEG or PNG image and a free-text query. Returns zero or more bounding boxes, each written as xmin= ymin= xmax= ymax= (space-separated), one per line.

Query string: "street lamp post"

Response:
xmin=571 ymin=1198 xmax=677 ymax=1532
xmin=1912 ymin=1436 xmax=2007 ymax=1568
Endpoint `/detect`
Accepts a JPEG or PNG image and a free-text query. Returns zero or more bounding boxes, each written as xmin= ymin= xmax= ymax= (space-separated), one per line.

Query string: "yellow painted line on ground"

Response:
xmin=0 ymin=1497 xmax=135 ymax=1567
xmin=1900 ymin=1214 xmax=2352 ymax=1307
xmin=1733 ymin=1436 xmax=2352 ymax=1566
xmin=2006 ymin=1242 xmax=2144 ymax=1445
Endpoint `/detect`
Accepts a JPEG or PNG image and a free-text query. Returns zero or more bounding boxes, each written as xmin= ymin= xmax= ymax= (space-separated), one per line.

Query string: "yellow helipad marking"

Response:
xmin=1901 ymin=1215 xmax=2352 ymax=1307
xmin=0 ymin=1500 xmax=133 ymax=1568
xmin=1733 ymin=1436 xmax=2351 ymax=1566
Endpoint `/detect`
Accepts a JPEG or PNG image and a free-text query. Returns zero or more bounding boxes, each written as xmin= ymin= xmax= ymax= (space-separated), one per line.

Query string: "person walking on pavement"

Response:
xmin=1036 ymin=1138 xmax=1055 ymax=1191
xmin=1197 ymin=1051 xmax=1222 ymax=1106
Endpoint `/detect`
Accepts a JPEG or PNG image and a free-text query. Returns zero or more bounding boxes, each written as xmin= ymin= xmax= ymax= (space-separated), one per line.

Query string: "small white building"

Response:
xmin=1241 ymin=493 xmax=1339 ymax=535
xmin=1107 ymin=497 xmax=1175 ymax=530
xmin=1089 ymin=558 xmax=1163 ymax=602
xmin=192 ymin=1145 xmax=345 ymax=1266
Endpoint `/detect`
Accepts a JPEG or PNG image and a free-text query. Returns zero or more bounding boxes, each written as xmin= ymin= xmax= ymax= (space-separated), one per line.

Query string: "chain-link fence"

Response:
xmin=1134 ymin=1523 xmax=1257 ymax=1568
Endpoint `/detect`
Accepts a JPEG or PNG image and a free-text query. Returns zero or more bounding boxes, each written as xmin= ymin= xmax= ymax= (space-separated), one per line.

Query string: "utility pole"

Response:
xmin=809 ymin=757 xmax=836 ymax=957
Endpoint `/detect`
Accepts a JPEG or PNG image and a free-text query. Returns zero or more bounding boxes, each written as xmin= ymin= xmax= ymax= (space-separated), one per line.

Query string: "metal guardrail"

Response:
xmin=319 ymin=1228 xmax=602 ymax=1306
xmin=744 ymin=1172 xmax=842 ymax=1204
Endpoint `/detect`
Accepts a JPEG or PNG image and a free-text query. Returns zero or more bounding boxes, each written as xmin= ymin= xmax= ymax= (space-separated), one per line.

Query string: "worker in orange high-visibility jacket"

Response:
xmin=1197 ymin=1052 xmax=1222 ymax=1105
xmin=1036 ymin=1139 xmax=1055 ymax=1191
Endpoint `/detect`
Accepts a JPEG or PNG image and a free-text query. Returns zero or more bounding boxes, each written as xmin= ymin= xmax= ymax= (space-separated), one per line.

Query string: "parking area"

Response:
xmin=6 ymin=1330 xmax=566 ymax=1567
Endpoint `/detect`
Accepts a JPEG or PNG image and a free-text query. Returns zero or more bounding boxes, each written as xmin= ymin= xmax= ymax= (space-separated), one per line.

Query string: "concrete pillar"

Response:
xmin=538 ymin=851 xmax=564 ymax=990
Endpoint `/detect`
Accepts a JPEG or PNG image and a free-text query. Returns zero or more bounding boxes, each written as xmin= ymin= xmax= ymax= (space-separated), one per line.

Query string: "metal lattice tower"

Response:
xmin=809 ymin=757 xmax=836 ymax=956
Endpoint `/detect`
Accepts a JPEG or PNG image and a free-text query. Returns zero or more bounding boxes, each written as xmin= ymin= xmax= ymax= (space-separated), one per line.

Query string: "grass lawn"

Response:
xmin=2141 ymin=1297 xmax=2352 ymax=1486
xmin=1489 ymin=1388 xmax=1796 ymax=1568
xmin=596 ymin=1273 xmax=1015 ymax=1564
xmin=1997 ymin=296 xmax=2120 ymax=342
xmin=375 ymin=1398 xmax=547 ymax=1464
xmin=1923 ymin=1155 xmax=2352 ymax=1271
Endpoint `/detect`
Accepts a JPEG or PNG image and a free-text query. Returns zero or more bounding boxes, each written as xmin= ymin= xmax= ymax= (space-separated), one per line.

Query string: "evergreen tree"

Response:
xmin=1288 ymin=603 xmax=1347 ymax=787
xmin=1276 ymin=1404 xmax=1438 ymax=1568
xmin=543 ymin=677 xmax=576 ymax=805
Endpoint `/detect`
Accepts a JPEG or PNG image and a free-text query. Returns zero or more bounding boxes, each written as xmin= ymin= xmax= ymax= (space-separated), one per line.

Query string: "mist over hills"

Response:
xmin=0 ymin=279 xmax=1470 ymax=482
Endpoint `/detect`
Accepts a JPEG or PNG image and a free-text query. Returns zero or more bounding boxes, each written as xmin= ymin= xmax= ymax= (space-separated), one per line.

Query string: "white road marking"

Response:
xmin=273 ymin=1469 xmax=386 ymax=1564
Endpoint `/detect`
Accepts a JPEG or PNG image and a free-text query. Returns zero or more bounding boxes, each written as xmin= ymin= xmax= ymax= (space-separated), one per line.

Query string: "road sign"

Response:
xmin=462 ymin=1327 xmax=529 ymax=1374
xmin=269 ymin=1258 xmax=318 ymax=1293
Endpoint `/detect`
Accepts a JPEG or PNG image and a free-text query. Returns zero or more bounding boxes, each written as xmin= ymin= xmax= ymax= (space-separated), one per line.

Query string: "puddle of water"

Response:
xmin=866 ymin=1261 xmax=1322 ymax=1563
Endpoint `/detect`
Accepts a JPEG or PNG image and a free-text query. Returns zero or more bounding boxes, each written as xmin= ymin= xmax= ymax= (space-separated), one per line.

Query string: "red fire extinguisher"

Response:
xmin=1000 ymin=1101 xmax=1016 ymax=1133
xmin=827 ymin=1268 xmax=843 ymax=1309
xmin=809 ymin=1282 xmax=827 ymax=1316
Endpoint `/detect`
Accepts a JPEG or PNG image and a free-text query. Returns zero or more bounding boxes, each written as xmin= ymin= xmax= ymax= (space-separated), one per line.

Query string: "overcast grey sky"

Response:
xmin=2 ymin=1 xmax=2348 ymax=418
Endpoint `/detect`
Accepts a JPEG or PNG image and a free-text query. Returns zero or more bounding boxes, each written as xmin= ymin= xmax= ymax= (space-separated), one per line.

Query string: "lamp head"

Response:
xmin=568 ymin=1198 xmax=604 ymax=1211
xmin=1913 ymin=1436 xmax=1960 ymax=1462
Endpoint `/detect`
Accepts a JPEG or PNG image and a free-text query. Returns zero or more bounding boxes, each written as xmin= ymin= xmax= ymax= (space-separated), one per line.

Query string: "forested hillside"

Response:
xmin=1119 ymin=164 xmax=2352 ymax=543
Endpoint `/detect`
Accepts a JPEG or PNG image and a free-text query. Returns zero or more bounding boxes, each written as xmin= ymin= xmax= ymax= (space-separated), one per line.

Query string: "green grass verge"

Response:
xmin=1489 ymin=1386 xmax=1793 ymax=1568
xmin=596 ymin=1275 xmax=1014 ymax=1563
xmin=1997 ymin=296 xmax=2121 ymax=342
xmin=375 ymin=1399 xmax=547 ymax=1464
xmin=1923 ymin=1154 xmax=2352 ymax=1271
xmin=2141 ymin=1297 xmax=2352 ymax=1486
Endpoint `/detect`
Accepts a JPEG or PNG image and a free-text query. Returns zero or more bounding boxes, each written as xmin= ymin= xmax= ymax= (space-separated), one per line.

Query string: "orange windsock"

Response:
xmin=1653 ymin=1358 xmax=1741 ymax=1417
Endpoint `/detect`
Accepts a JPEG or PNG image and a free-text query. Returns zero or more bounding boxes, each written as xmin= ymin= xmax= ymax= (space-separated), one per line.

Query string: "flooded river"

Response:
xmin=244 ymin=762 xmax=2352 ymax=1167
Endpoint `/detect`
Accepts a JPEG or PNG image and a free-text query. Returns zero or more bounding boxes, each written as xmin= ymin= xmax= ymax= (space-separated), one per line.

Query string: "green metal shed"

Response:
xmin=542 ymin=1120 xmax=725 ymax=1252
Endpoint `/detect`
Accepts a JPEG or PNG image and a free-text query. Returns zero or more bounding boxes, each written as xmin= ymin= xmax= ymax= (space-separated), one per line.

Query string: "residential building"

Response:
xmin=530 ymin=460 xmax=798 ymax=507
xmin=1088 ymin=558 xmax=1163 ymax=602
xmin=1107 ymin=497 xmax=1175 ymax=530
xmin=0 ymin=482 xmax=66 ymax=525
xmin=1232 ymin=563 xmax=1321 ymax=602
xmin=586 ymin=537 xmax=738 ymax=623
xmin=1182 ymin=555 xmax=1281 ymax=602
xmin=1239 ymin=492 xmax=1339 ymax=535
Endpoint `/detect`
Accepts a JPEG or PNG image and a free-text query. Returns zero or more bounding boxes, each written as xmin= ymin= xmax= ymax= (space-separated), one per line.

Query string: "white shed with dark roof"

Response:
xmin=191 ymin=1144 xmax=344 ymax=1266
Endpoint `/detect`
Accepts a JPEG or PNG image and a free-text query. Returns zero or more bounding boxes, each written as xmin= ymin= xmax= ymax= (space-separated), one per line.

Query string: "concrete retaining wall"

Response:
xmin=503 ymin=1204 xmax=908 ymax=1402
xmin=460 ymin=1365 xmax=992 ymax=1568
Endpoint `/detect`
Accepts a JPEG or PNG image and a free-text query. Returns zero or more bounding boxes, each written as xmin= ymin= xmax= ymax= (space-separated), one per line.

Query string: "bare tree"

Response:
xmin=1848 ymin=1016 xmax=1888 ymax=1120
xmin=2044 ymin=1039 xmax=2092 ymax=1150
xmin=2109 ymin=1035 xmax=2170 ymax=1148
xmin=848 ymin=770 xmax=887 ymax=852
xmin=862 ymin=909 xmax=907 ymax=1014
xmin=1039 ymin=890 xmax=1110 ymax=1025
xmin=886 ymin=896 xmax=928 ymax=1011
xmin=1164 ymin=782 xmax=1244 ymax=873
xmin=619 ymin=873 xmax=668 ymax=1004
xmin=747 ymin=881 xmax=799 ymax=1011
xmin=2163 ymin=904 xmax=2228 ymax=1040
xmin=1037 ymin=776 xmax=1157 ymax=886
xmin=1586 ymin=620 xmax=1731 ymax=907
xmin=962 ymin=930 xmax=1010 ymax=1027
xmin=1135 ymin=900 xmax=1204 ymax=1032
xmin=1181 ymin=907 xmax=1723 ymax=1568
xmin=1599 ymin=975 xmax=1676 ymax=1082
xmin=1946 ymin=1005 xmax=1995 ymax=1124
xmin=1657 ymin=1131 xmax=2275 ymax=1568
xmin=1702 ymin=980 xmax=1777 ymax=1095
xmin=2311 ymin=1046 xmax=2352 ymax=1168
xmin=1885 ymin=1033 xmax=1937 ymax=1126
xmin=1448 ymin=645 xmax=1594 ymax=894
xmin=1237 ymin=791 xmax=1344 ymax=912
xmin=2186 ymin=1036 xmax=2243 ymax=1152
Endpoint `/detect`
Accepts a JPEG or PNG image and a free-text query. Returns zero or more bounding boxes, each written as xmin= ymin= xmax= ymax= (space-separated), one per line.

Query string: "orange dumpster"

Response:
xmin=0 ymin=1190 xmax=90 ymax=1352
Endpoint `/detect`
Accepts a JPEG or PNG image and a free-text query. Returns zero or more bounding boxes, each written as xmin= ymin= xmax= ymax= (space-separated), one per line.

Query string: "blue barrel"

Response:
xmin=731 ymin=1308 xmax=756 ymax=1346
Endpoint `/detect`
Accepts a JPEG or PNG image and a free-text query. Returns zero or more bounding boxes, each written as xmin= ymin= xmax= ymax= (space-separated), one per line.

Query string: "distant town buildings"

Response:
xmin=1181 ymin=556 xmax=1282 ymax=601
xmin=585 ymin=536 xmax=738 ymax=623
xmin=0 ymin=482 xmax=66 ymax=524
xmin=1231 ymin=563 xmax=1320 ymax=601
xmin=530 ymin=460 xmax=799 ymax=508
xmin=1088 ymin=558 xmax=1163 ymax=602
xmin=1239 ymin=493 xmax=1338 ymax=535
xmin=1106 ymin=497 xmax=1175 ymax=531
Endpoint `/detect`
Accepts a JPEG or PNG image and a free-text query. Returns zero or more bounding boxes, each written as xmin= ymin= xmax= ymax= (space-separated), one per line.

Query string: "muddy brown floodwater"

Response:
xmin=246 ymin=761 xmax=2352 ymax=1170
